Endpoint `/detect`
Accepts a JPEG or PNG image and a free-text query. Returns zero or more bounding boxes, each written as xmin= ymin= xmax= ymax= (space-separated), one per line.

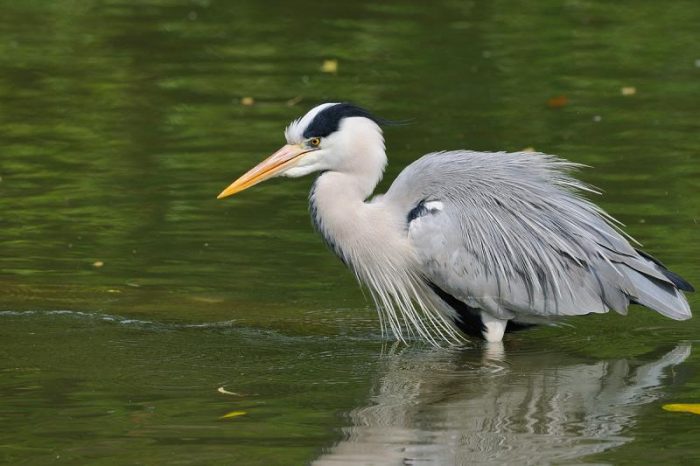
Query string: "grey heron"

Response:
xmin=217 ymin=102 xmax=693 ymax=344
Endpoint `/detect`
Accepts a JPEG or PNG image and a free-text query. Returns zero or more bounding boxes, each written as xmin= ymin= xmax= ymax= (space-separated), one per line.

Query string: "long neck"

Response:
xmin=308 ymin=158 xmax=460 ymax=344
xmin=308 ymin=135 xmax=392 ymax=269
xmin=310 ymin=172 xmax=380 ymax=269
xmin=306 ymin=125 xmax=464 ymax=343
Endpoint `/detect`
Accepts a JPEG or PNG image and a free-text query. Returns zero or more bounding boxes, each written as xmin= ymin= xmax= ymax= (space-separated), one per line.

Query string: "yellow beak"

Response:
xmin=217 ymin=144 xmax=313 ymax=199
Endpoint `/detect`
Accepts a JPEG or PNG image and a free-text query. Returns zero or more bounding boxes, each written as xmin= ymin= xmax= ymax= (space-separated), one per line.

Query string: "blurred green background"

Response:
xmin=1 ymin=1 xmax=698 ymax=464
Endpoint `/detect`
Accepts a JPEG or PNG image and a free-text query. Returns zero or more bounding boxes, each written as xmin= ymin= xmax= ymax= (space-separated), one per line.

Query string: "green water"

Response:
xmin=1 ymin=1 xmax=699 ymax=464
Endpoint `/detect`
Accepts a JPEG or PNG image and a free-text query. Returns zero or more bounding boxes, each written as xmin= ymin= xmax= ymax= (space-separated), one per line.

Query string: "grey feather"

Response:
xmin=384 ymin=150 xmax=692 ymax=323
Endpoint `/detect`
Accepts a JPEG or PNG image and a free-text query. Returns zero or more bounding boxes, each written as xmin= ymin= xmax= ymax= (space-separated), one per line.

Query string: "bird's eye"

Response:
xmin=308 ymin=137 xmax=321 ymax=147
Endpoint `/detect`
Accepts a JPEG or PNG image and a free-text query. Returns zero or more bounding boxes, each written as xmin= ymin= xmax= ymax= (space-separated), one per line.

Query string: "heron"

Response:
xmin=217 ymin=102 xmax=693 ymax=344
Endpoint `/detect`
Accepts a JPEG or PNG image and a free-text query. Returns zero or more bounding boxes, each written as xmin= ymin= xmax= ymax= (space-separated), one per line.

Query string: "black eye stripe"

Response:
xmin=303 ymin=103 xmax=380 ymax=138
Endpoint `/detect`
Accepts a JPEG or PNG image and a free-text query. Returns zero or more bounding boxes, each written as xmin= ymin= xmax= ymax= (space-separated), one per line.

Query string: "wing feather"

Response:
xmin=385 ymin=151 xmax=691 ymax=322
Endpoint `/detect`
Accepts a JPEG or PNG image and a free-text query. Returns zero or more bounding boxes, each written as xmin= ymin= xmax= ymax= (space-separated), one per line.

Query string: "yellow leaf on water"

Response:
xmin=190 ymin=296 xmax=225 ymax=304
xmin=92 ymin=261 xmax=104 ymax=268
xmin=220 ymin=410 xmax=247 ymax=419
xmin=320 ymin=59 xmax=338 ymax=74
xmin=662 ymin=403 xmax=700 ymax=415
xmin=621 ymin=86 xmax=637 ymax=96
xmin=240 ymin=96 xmax=255 ymax=106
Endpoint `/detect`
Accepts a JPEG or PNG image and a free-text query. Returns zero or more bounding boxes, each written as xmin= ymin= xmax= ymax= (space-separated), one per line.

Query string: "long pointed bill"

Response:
xmin=217 ymin=144 xmax=313 ymax=199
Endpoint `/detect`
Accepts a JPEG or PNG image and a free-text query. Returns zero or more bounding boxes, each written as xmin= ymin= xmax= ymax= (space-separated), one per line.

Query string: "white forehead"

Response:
xmin=284 ymin=102 xmax=339 ymax=143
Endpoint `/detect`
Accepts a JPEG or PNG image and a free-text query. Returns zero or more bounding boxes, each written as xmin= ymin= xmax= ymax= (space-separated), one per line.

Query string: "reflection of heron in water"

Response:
xmin=218 ymin=103 xmax=693 ymax=344
xmin=313 ymin=343 xmax=690 ymax=465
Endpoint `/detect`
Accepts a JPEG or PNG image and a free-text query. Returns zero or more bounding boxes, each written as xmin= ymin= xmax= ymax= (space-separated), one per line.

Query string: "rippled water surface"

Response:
xmin=1 ymin=1 xmax=699 ymax=464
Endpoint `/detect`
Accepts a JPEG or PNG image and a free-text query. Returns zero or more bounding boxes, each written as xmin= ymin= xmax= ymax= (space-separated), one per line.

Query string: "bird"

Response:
xmin=217 ymin=102 xmax=693 ymax=345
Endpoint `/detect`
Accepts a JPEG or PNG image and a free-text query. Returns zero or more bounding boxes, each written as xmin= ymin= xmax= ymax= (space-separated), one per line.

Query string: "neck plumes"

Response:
xmin=309 ymin=126 xmax=389 ymax=269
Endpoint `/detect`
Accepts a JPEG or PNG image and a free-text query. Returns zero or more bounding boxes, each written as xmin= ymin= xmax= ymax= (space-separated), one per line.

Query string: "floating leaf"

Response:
xmin=217 ymin=386 xmax=242 ymax=396
xmin=240 ymin=96 xmax=255 ymax=106
xmin=662 ymin=403 xmax=700 ymax=415
xmin=190 ymin=296 xmax=225 ymax=304
xmin=92 ymin=261 xmax=104 ymax=268
xmin=220 ymin=410 xmax=247 ymax=419
xmin=521 ymin=147 xmax=536 ymax=153
xmin=621 ymin=86 xmax=637 ymax=96
xmin=286 ymin=95 xmax=303 ymax=106
xmin=320 ymin=59 xmax=338 ymax=74
xmin=547 ymin=95 xmax=567 ymax=108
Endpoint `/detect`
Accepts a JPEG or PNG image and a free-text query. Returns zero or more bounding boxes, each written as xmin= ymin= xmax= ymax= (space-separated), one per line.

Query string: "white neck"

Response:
xmin=307 ymin=117 xmax=392 ymax=264
xmin=307 ymin=125 xmax=463 ymax=344
xmin=329 ymin=117 xmax=387 ymax=200
xmin=310 ymin=169 xmax=390 ymax=270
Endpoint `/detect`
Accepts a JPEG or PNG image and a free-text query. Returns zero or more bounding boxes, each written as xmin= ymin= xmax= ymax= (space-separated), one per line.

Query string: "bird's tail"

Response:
xmin=624 ymin=253 xmax=693 ymax=320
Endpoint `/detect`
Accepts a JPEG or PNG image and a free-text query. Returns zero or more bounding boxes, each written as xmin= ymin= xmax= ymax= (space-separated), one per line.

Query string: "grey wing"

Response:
xmin=387 ymin=151 xmax=692 ymax=322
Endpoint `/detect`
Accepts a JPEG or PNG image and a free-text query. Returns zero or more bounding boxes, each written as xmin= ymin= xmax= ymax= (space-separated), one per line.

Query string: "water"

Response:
xmin=1 ymin=0 xmax=699 ymax=464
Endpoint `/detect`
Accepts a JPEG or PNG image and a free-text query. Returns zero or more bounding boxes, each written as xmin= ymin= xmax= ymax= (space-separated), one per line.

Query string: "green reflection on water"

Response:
xmin=1 ymin=0 xmax=699 ymax=464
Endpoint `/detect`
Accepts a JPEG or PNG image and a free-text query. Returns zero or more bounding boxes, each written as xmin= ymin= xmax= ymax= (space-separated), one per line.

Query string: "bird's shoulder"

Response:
xmin=384 ymin=150 xmax=586 ymax=214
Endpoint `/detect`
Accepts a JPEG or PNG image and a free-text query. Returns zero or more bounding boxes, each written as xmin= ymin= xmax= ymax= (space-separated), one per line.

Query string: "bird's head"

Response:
xmin=217 ymin=102 xmax=385 ymax=199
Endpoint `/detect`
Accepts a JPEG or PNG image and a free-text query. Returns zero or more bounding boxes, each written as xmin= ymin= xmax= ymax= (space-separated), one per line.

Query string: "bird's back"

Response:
xmin=383 ymin=150 xmax=692 ymax=325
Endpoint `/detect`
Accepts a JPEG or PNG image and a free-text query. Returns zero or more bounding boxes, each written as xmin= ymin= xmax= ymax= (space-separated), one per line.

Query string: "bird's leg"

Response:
xmin=480 ymin=312 xmax=507 ymax=342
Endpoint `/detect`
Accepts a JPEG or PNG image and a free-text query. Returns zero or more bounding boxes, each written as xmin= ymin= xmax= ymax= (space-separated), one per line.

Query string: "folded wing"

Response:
xmin=385 ymin=151 xmax=692 ymax=323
